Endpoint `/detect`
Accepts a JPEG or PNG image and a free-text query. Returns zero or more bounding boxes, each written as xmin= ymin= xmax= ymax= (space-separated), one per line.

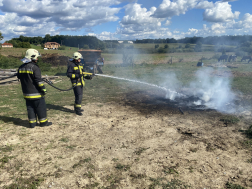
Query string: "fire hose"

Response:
xmin=1 ymin=72 xmax=94 ymax=92
xmin=42 ymin=72 xmax=94 ymax=91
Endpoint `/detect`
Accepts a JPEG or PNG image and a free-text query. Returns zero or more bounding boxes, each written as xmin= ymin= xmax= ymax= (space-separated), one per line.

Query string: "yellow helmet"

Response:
xmin=73 ymin=52 xmax=83 ymax=60
xmin=25 ymin=49 xmax=41 ymax=60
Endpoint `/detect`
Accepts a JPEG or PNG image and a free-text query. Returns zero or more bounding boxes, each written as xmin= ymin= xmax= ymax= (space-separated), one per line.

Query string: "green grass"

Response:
xmin=72 ymin=158 xmax=91 ymax=169
xmin=220 ymin=116 xmax=240 ymax=125
xmin=1 ymin=50 xmax=252 ymax=128
xmin=59 ymin=137 xmax=69 ymax=142
xmin=3 ymin=176 xmax=44 ymax=189
xmin=115 ymin=163 xmax=130 ymax=171
xmin=149 ymin=177 xmax=190 ymax=189
xmin=225 ymin=182 xmax=247 ymax=189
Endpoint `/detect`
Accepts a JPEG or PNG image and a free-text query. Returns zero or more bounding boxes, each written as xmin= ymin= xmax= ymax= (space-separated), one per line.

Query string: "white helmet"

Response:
xmin=25 ymin=49 xmax=41 ymax=60
xmin=73 ymin=52 xmax=83 ymax=60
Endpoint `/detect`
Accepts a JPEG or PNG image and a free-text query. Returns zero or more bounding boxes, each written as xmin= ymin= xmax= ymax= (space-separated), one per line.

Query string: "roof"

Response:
xmin=44 ymin=42 xmax=60 ymax=45
xmin=78 ymin=49 xmax=102 ymax=52
xmin=2 ymin=43 xmax=13 ymax=45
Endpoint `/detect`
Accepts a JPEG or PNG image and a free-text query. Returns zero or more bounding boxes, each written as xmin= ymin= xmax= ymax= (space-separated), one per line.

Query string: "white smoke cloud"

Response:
xmin=156 ymin=67 xmax=237 ymax=113
xmin=159 ymin=72 xmax=182 ymax=100
xmin=187 ymin=67 xmax=236 ymax=113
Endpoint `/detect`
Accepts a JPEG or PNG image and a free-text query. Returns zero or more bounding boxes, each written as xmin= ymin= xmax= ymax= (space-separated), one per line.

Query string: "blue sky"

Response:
xmin=0 ymin=0 xmax=251 ymax=41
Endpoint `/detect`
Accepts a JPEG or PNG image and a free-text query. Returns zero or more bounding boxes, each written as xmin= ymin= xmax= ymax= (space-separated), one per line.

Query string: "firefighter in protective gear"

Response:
xmin=17 ymin=49 xmax=52 ymax=128
xmin=67 ymin=52 xmax=92 ymax=116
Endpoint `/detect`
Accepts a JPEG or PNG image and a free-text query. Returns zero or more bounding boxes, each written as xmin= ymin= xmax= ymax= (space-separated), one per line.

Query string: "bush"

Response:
xmin=0 ymin=55 xmax=21 ymax=69
xmin=58 ymin=45 xmax=66 ymax=50
xmin=157 ymin=47 xmax=167 ymax=53
xmin=20 ymin=42 xmax=31 ymax=48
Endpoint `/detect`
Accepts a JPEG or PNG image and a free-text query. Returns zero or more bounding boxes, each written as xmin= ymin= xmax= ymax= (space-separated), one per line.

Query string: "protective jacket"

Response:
xmin=17 ymin=62 xmax=46 ymax=100
xmin=66 ymin=61 xmax=85 ymax=86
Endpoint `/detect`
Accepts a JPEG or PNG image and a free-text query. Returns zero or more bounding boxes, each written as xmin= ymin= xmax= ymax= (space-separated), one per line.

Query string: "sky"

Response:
xmin=0 ymin=0 xmax=251 ymax=42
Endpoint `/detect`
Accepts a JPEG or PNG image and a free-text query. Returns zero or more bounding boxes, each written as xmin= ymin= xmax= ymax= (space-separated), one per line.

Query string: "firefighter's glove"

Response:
xmin=41 ymin=89 xmax=47 ymax=95
xmin=84 ymin=75 xmax=92 ymax=80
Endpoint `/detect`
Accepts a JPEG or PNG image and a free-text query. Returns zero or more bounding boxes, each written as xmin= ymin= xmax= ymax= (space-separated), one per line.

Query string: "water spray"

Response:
xmin=95 ymin=74 xmax=186 ymax=98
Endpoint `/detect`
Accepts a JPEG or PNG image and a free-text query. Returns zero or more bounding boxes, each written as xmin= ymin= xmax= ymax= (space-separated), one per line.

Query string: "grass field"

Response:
xmin=0 ymin=47 xmax=252 ymax=188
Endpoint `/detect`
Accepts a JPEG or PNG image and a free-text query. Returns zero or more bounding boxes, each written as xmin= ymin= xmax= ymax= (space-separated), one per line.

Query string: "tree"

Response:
xmin=0 ymin=31 xmax=3 ymax=41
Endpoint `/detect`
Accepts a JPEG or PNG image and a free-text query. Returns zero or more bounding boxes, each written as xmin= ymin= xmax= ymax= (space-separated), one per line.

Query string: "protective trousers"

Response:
xmin=73 ymin=85 xmax=83 ymax=113
xmin=26 ymin=98 xmax=48 ymax=128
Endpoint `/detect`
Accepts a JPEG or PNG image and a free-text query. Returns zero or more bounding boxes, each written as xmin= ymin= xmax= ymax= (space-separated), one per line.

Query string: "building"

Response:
xmin=44 ymin=42 xmax=60 ymax=49
xmin=128 ymin=41 xmax=133 ymax=44
xmin=118 ymin=41 xmax=124 ymax=44
xmin=1 ymin=42 xmax=13 ymax=48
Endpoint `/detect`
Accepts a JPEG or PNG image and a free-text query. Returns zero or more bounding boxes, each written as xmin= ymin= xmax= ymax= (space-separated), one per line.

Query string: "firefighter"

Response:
xmin=67 ymin=52 xmax=92 ymax=116
xmin=17 ymin=49 xmax=52 ymax=128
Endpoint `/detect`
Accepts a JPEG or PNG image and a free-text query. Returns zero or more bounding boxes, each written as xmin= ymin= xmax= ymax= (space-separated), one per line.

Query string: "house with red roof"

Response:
xmin=1 ymin=42 xmax=13 ymax=48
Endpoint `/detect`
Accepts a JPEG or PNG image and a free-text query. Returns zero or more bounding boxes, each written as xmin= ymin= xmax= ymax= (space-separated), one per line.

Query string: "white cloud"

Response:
xmin=222 ymin=0 xmax=237 ymax=2
xmin=195 ymin=1 xmax=214 ymax=9
xmin=0 ymin=0 xmax=122 ymax=39
xmin=203 ymin=2 xmax=240 ymax=22
xmin=118 ymin=3 xmax=167 ymax=37
xmin=151 ymin=0 xmax=200 ymax=18
xmin=0 ymin=12 xmax=58 ymax=41
xmin=0 ymin=0 xmax=251 ymax=41
xmin=164 ymin=19 xmax=171 ymax=26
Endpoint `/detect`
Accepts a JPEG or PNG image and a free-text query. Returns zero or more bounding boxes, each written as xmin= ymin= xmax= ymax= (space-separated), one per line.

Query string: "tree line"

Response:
xmin=0 ymin=31 xmax=251 ymax=55
xmin=5 ymin=34 xmax=106 ymax=50
xmin=133 ymin=35 xmax=252 ymax=46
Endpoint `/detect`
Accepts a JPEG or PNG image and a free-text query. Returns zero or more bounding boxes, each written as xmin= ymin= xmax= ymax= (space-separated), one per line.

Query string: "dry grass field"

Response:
xmin=0 ymin=48 xmax=252 ymax=189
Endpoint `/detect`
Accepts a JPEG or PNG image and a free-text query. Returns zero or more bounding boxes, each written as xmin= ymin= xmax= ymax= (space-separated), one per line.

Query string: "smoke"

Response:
xmin=158 ymin=72 xmax=182 ymax=100
xmin=157 ymin=67 xmax=237 ymax=113
xmin=110 ymin=46 xmax=238 ymax=113
xmin=187 ymin=67 xmax=236 ymax=112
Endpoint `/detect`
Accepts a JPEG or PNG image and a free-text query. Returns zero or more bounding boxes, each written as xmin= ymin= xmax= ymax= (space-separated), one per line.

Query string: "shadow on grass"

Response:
xmin=47 ymin=104 xmax=75 ymax=113
xmin=0 ymin=115 xmax=29 ymax=128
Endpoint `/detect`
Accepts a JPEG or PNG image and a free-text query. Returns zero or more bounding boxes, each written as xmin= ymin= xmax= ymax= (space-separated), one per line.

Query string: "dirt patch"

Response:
xmin=41 ymin=53 xmax=69 ymax=67
xmin=1 ymin=94 xmax=252 ymax=188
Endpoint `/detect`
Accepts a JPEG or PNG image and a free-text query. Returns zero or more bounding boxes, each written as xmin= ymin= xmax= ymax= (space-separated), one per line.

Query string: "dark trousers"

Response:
xmin=73 ymin=86 xmax=83 ymax=112
xmin=26 ymin=98 xmax=48 ymax=127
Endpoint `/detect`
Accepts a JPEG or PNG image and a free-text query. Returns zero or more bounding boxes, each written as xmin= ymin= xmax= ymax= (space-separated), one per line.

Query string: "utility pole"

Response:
xmin=78 ymin=44 xmax=79 ymax=50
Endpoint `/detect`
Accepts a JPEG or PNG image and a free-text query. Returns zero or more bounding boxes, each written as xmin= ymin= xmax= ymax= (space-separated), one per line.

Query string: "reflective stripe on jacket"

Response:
xmin=66 ymin=61 xmax=85 ymax=86
xmin=17 ymin=62 xmax=46 ymax=100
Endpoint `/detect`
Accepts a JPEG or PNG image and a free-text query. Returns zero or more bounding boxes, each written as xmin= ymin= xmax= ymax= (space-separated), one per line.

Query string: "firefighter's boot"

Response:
xmin=40 ymin=121 xmax=53 ymax=127
xmin=75 ymin=107 xmax=83 ymax=116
